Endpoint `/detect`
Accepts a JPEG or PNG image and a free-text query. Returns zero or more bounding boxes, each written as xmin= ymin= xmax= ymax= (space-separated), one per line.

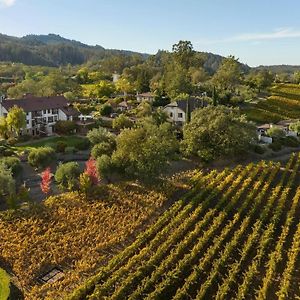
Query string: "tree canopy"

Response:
xmin=181 ymin=106 xmax=256 ymax=161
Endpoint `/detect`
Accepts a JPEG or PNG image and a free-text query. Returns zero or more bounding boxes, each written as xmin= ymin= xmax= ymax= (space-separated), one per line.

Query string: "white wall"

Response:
xmin=163 ymin=106 xmax=186 ymax=123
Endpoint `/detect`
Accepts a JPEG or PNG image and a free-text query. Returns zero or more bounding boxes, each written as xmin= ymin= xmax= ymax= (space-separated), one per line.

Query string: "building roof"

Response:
xmin=165 ymin=97 xmax=208 ymax=114
xmin=1 ymin=95 xmax=70 ymax=112
xmin=60 ymin=105 xmax=80 ymax=117
xmin=277 ymin=120 xmax=294 ymax=126
xmin=118 ymin=101 xmax=130 ymax=107
xmin=257 ymin=124 xmax=271 ymax=130
xmin=137 ymin=92 xmax=154 ymax=98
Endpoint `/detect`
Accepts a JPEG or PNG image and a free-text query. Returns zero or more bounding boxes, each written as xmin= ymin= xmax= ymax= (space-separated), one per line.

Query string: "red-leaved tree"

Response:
xmin=85 ymin=158 xmax=99 ymax=185
xmin=40 ymin=167 xmax=52 ymax=195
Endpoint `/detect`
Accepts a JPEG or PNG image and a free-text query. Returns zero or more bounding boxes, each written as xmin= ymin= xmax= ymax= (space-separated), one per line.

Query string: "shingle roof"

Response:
xmin=165 ymin=97 xmax=208 ymax=113
xmin=1 ymin=95 xmax=69 ymax=112
xmin=137 ymin=92 xmax=154 ymax=97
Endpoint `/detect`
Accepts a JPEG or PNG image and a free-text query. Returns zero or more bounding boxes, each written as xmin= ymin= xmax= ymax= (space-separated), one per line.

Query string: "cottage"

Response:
xmin=0 ymin=94 xmax=79 ymax=136
xmin=163 ymin=97 xmax=207 ymax=125
xmin=117 ymin=101 xmax=132 ymax=112
xmin=136 ymin=92 xmax=155 ymax=103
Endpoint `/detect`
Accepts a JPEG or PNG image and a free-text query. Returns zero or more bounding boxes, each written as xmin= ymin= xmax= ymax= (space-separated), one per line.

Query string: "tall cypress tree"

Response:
xmin=186 ymin=98 xmax=191 ymax=123
xmin=212 ymin=86 xmax=218 ymax=106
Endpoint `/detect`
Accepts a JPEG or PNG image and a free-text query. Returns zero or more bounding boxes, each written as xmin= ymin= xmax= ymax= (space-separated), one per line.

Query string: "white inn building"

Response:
xmin=0 ymin=94 xmax=79 ymax=136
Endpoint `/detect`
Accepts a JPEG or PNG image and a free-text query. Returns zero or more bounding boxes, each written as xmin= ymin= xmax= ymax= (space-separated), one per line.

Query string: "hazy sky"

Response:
xmin=1 ymin=0 xmax=300 ymax=66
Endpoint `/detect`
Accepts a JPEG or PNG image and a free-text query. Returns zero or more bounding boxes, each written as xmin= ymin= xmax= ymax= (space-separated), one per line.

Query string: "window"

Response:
xmin=54 ymin=115 xmax=58 ymax=121
xmin=26 ymin=120 xmax=29 ymax=125
xmin=170 ymin=112 xmax=173 ymax=117
xmin=53 ymin=109 xmax=58 ymax=115
xmin=48 ymin=116 xmax=54 ymax=123
xmin=48 ymin=109 xmax=51 ymax=114
xmin=43 ymin=110 xmax=47 ymax=114
xmin=178 ymin=113 xmax=183 ymax=118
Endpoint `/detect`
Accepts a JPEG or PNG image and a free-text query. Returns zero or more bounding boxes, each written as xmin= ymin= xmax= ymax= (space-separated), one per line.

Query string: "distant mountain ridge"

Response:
xmin=0 ymin=33 xmax=252 ymax=73
xmin=0 ymin=33 xmax=149 ymax=67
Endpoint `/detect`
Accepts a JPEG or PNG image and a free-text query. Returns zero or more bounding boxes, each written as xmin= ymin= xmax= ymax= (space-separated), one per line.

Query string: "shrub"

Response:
xmin=281 ymin=136 xmax=300 ymax=147
xmin=91 ymin=142 xmax=114 ymax=159
xmin=17 ymin=134 xmax=31 ymax=143
xmin=2 ymin=149 xmax=15 ymax=157
xmin=65 ymin=146 xmax=77 ymax=154
xmin=75 ymin=139 xmax=90 ymax=151
xmin=7 ymin=137 xmax=17 ymax=146
xmin=56 ymin=141 xmax=67 ymax=153
xmin=55 ymin=162 xmax=81 ymax=190
xmin=268 ymin=141 xmax=282 ymax=152
xmin=45 ymin=143 xmax=56 ymax=150
xmin=100 ymin=104 xmax=112 ymax=116
xmin=28 ymin=147 xmax=56 ymax=169
xmin=0 ymin=157 xmax=22 ymax=176
xmin=253 ymin=144 xmax=266 ymax=155
xmin=54 ymin=120 xmax=77 ymax=135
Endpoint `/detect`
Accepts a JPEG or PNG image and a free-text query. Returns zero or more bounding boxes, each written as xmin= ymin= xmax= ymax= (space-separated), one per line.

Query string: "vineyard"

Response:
xmin=244 ymin=83 xmax=300 ymax=123
xmin=70 ymin=153 xmax=300 ymax=300
xmin=0 ymin=179 xmax=184 ymax=300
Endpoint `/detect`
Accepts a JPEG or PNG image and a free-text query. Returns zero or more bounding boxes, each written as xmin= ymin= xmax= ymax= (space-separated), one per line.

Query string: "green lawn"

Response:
xmin=14 ymin=136 xmax=88 ymax=152
xmin=0 ymin=269 xmax=10 ymax=300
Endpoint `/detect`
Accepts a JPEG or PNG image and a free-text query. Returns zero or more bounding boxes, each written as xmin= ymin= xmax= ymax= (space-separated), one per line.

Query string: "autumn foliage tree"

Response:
xmin=84 ymin=158 xmax=99 ymax=185
xmin=40 ymin=167 xmax=52 ymax=195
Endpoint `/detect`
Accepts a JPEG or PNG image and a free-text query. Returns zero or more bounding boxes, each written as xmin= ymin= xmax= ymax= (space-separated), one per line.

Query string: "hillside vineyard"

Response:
xmin=70 ymin=154 xmax=300 ymax=300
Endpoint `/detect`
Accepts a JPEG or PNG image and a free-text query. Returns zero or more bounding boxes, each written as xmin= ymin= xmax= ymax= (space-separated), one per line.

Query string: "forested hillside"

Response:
xmin=0 ymin=33 xmax=148 ymax=67
xmin=0 ymin=33 xmax=249 ymax=74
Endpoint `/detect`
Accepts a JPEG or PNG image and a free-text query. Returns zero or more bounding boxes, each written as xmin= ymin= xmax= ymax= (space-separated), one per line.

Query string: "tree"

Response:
xmin=164 ymin=64 xmax=193 ymax=98
xmin=172 ymin=40 xmax=194 ymax=69
xmin=95 ymin=81 xmax=115 ymax=98
xmin=112 ymin=114 xmax=134 ymax=130
xmin=212 ymin=56 xmax=241 ymax=91
xmin=28 ymin=147 xmax=56 ymax=169
xmin=0 ymin=116 xmax=8 ymax=138
xmin=87 ymin=127 xmax=116 ymax=145
xmin=79 ymin=172 xmax=92 ymax=198
xmin=96 ymin=154 xmax=114 ymax=182
xmin=181 ymin=106 xmax=256 ymax=162
xmin=6 ymin=106 xmax=26 ymax=136
xmin=115 ymin=77 xmax=135 ymax=95
xmin=0 ymin=168 xmax=15 ymax=205
xmin=290 ymin=121 xmax=300 ymax=133
xmin=112 ymin=121 xmax=178 ymax=179
xmin=55 ymin=162 xmax=81 ymax=190
xmin=267 ymin=127 xmax=286 ymax=138
xmin=91 ymin=142 xmax=115 ymax=159
xmin=40 ymin=167 xmax=52 ymax=195
xmin=84 ymin=158 xmax=99 ymax=185
xmin=54 ymin=120 xmax=77 ymax=135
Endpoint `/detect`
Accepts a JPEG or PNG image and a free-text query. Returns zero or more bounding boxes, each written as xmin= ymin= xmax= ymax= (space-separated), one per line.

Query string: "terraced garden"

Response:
xmin=70 ymin=153 xmax=300 ymax=299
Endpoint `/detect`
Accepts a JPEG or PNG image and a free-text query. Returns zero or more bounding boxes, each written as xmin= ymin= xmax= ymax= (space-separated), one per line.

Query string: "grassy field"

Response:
xmin=69 ymin=154 xmax=300 ymax=299
xmin=243 ymin=83 xmax=300 ymax=123
xmin=13 ymin=136 xmax=88 ymax=152
xmin=0 ymin=269 xmax=10 ymax=300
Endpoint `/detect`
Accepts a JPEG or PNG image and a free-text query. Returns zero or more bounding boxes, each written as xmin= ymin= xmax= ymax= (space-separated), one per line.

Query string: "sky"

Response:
xmin=1 ymin=0 xmax=300 ymax=67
